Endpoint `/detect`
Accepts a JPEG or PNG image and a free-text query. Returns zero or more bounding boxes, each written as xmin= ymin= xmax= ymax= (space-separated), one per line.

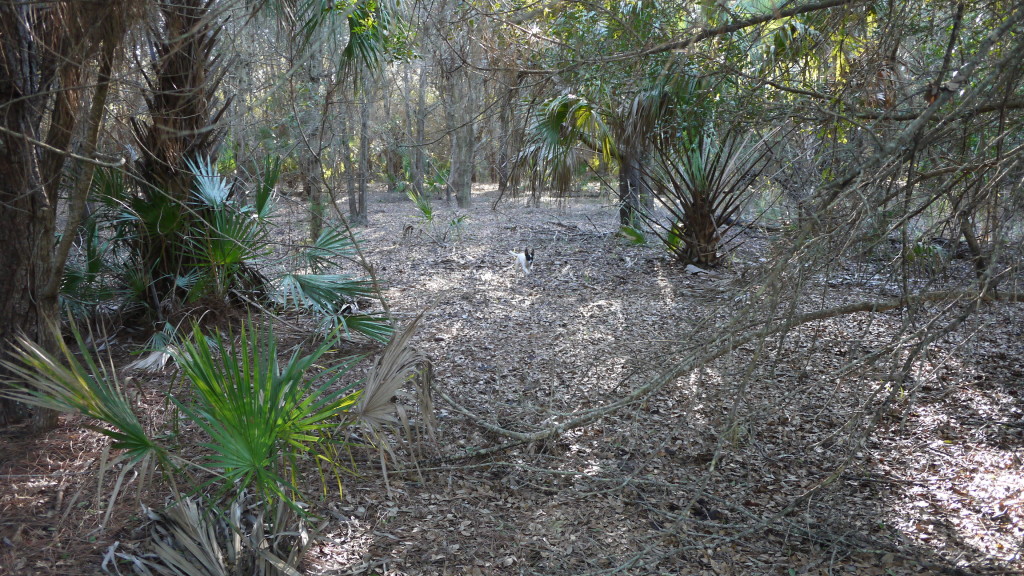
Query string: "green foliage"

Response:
xmin=424 ymin=162 xmax=450 ymax=197
xmin=618 ymin=223 xmax=648 ymax=245
xmin=641 ymin=130 xmax=771 ymax=266
xmin=251 ymin=155 xmax=281 ymax=221
xmin=60 ymin=212 xmax=117 ymax=316
xmin=0 ymin=322 xmax=168 ymax=530
xmin=61 ymin=154 xmax=390 ymax=343
xmin=303 ymin=226 xmax=359 ymax=273
xmin=405 ymin=185 xmax=469 ymax=246
xmin=521 ymin=93 xmax=609 ymax=196
xmin=0 ymin=324 xmax=162 ymax=465
xmin=276 ymin=273 xmax=392 ymax=342
xmin=1 ymin=312 xmax=426 ymax=513
xmin=1 ymin=313 xmax=428 ymax=575
xmin=276 ymin=273 xmax=375 ymax=309
xmin=171 ymin=319 xmax=361 ymax=508
xmin=184 ymin=158 xmax=273 ymax=298
xmin=406 ymin=188 xmax=434 ymax=222
xmin=85 ymin=156 xmax=274 ymax=312
xmin=905 ymin=241 xmax=949 ymax=278
xmin=448 ymin=213 xmax=469 ymax=240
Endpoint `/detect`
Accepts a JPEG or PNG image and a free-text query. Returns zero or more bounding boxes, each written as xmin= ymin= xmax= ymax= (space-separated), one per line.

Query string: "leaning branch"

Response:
xmin=816 ymin=3 xmax=1024 ymax=209
xmin=0 ymin=124 xmax=126 ymax=170
xmin=628 ymin=0 xmax=866 ymax=61
xmin=487 ymin=0 xmax=867 ymax=75
xmin=436 ymin=289 xmax=1019 ymax=449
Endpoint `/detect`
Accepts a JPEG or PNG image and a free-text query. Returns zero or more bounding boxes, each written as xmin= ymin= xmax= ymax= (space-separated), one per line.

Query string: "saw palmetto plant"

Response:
xmin=70 ymin=152 xmax=393 ymax=347
xmin=1 ymin=314 xmax=427 ymax=573
xmin=170 ymin=318 xmax=363 ymax=508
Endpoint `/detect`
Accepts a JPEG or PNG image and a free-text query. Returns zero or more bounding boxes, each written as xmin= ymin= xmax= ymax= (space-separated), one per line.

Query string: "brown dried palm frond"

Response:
xmin=351 ymin=312 xmax=424 ymax=431
xmin=123 ymin=492 xmax=310 ymax=576
xmin=345 ymin=313 xmax=434 ymax=478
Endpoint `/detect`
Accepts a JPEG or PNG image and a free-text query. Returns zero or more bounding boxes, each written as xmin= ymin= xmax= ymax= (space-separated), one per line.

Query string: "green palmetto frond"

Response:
xmin=0 ymin=324 xmax=160 ymax=464
xmin=304 ymin=226 xmax=358 ymax=273
xmin=0 ymin=323 xmax=166 ymax=529
xmin=276 ymin=273 xmax=376 ymax=311
xmin=170 ymin=319 xmax=361 ymax=509
xmin=60 ymin=212 xmax=119 ymax=316
xmin=342 ymin=0 xmax=407 ymax=75
xmin=338 ymin=313 xmax=395 ymax=344
xmin=275 ymin=273 xmax=392 ymax=341
xmin=252 ymin=154 xmax=281 ymax=221
xmin=188 ymin=209 xmax=270 ymax=271
xmin=523 ymin=93 xmax=611 ymax=195
xmin=183 ymin=156 xmax=272 ymax=298
xmin=406 ymin=188 xmax=434 ymax=222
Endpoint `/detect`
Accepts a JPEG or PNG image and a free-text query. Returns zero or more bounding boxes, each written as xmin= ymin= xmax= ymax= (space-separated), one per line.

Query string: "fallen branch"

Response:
xmin=436 ymin=288 xmax=1018 ymax=449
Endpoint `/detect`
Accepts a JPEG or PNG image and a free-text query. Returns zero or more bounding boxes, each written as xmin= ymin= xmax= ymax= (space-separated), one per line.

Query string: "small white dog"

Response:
xmin=509 ymin=247 xmax=535 ymax=275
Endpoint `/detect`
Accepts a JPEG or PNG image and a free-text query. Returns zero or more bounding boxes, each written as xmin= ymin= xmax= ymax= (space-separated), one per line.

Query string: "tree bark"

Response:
xmin=303 ymin=153 xmax=324 ymax=240
xmin=448 ymin=67 xmax=476 ymax=209
xmin=0 ymin=4 xmax=66 ymax=428
xmin=354 ymin=79 xmax=371 ymax=225
xmin=414 ymin=60 xmax=428 ymax=198
xmin=618 ymin=155 xmax=641 ymax=225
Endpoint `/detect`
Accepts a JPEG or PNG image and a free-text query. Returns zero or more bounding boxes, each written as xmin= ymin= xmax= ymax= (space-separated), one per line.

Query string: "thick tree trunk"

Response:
xmin=0 ymin=2 xmax=128 ymax=430
xmin=0 ymin=127 xmax=60 ymax=427
xmin=0 ymin=7 xmax=61 ymax=428
xmin=131 ymin=0 xmax=229 ymax=304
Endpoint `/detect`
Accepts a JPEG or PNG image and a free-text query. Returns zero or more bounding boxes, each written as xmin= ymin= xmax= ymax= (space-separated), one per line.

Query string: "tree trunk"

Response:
xmin=131 ymin=0 xmax=229 ymax=305
xmin=414 ymin=60 xmax=428 ymax=198
xmin=0 ymin=115 xmax=60 ymax=427
xmin=304 ymin=153 xmax=324 ymax=240
xmin=343 ymin=109 xmax=357 ymax=219
xmin=448 ymin=67 xmax=475 ymax=209
xmin=0 ymin=7 xmax=60 ymax=428
xmin=354 ymin=81 xmax=371 ymax=225
xmin=618 ymin=155 xmax=641 ymax=225
xmin=0 ymin=1 xmax=130 ymax=430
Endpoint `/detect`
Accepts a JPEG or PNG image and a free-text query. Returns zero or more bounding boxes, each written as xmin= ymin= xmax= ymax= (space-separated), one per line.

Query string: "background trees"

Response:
xmin=2 ymin=0 xmax=1021 ymax=440
xmin=1 ymin=0 xmax=1019 ymax=421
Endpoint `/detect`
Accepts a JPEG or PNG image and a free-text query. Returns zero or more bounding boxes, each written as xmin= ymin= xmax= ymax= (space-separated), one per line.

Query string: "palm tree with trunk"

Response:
xmin=0 ymin=0 xmax=397 ymax=431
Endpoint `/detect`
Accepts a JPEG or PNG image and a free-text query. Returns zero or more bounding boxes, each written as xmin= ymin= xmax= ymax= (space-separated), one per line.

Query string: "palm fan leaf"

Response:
xmin=276 ymin=273 xmax=376 ymax=311
xmin=303 ymin=226 xmax=358 ymax=273
xmin=130 ymin=492 xmax=308 ymax=576
xmin=351 ymin=313 xmax=424 ymax=430
xmin=0 ymin=324 xmax=159 ymax=464
xmin=275 ymin=273 xmax=391 ymax=341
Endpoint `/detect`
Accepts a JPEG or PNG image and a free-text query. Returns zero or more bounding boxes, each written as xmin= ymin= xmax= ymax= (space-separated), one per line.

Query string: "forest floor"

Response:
xmin=2 ymin=185 xmax=1023 ymax=576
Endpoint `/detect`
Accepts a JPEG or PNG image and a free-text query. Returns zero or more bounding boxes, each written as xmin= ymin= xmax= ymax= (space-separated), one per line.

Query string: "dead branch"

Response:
xmin=436 ymin=288 xmax=1019 ymax=450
